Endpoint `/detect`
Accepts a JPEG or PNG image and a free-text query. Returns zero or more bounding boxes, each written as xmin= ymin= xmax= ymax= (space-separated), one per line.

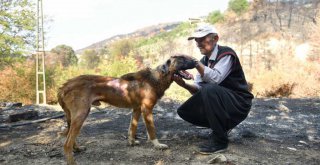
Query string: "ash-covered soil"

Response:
xmin=0 ymin=98 xmax=319 ymax=165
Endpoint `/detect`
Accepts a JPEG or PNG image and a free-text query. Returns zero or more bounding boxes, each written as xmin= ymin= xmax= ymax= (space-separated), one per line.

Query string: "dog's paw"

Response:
xmin=73 ymin=146 xmax=86 ymax=153
xmin=128 ymin=139 xmax=140 ymax=146
xmin=155 ymin=143 xmax=169 ymax=149
xmin=151 ymin=139 xmax=169 ymax=149
xmin=58 ymin=126 xmax=68 ymax=137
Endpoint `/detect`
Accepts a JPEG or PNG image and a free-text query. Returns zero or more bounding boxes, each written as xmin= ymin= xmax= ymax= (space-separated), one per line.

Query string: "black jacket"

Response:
xmin=199 ymin=45 xmax=254 ymax=100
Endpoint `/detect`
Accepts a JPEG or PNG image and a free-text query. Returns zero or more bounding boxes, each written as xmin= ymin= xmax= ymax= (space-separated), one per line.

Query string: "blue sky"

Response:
xmin=44 ymin=0 xmax=230 ymax=50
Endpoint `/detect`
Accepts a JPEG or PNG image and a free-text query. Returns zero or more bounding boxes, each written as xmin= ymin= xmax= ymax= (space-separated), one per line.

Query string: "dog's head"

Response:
xmin=158 ymin=55 xmax=197 ymax=77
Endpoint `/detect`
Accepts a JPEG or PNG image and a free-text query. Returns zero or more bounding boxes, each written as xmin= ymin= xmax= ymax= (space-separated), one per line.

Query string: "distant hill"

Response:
xmin=76 ymin=22 xmax=181 ymax=54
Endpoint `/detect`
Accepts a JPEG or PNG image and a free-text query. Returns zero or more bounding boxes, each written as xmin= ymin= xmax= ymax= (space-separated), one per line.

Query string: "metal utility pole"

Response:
xmin=36 ymin=0 xmax=46 ymax=105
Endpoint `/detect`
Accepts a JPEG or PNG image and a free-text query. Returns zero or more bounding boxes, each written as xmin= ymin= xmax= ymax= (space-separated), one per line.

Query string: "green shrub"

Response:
xmin=80 ymin=49 xmax=100 ymax=69
xmin=207 ymin=10 xmax=225 ymax=24
xmin=53 ymin=65 xmax=94 ymax=87
xmin=102 ymin=56 xmax=139 ymax=77
xmin=228 ymin=0 xmax=249 ymax=14
xmin=164 ymin=83 xmax=192 ymax=102
xmin=50 ymin=45 xmax=78 ymax=67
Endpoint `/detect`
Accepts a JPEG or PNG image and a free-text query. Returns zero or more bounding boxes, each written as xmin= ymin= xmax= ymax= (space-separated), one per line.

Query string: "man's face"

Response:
xmin=195 ymin=34 xmax=218 ymax=56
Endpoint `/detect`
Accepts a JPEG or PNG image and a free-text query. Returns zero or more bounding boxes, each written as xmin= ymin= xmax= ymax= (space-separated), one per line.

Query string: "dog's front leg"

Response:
xmin=141 ymin=105 xmax=168 ymax=149
xmin=128 ymin=108 xmax=141 ymax=146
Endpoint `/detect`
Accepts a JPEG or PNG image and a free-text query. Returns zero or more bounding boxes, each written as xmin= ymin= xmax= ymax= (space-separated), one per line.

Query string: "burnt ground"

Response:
xmin=0 ymin=98 xmax=319 ymax=165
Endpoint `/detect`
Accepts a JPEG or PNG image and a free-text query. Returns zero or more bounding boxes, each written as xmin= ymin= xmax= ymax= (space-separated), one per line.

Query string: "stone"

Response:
xmin=207 ymin=154 xmax=227 ymax=164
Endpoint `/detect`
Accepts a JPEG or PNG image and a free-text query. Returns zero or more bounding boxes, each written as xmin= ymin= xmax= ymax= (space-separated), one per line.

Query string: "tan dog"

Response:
xmin=57 ymin=55 xmax=196 ymax=165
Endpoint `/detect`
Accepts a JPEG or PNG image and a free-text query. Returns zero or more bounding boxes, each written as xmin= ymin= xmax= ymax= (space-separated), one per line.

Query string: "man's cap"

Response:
xmin=188 ymin=24 xmax=218 ymax=40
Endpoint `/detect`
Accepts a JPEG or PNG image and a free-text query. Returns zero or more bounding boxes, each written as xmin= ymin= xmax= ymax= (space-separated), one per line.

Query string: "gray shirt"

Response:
xmin=194 ymin=44 xmax=233 ymax=89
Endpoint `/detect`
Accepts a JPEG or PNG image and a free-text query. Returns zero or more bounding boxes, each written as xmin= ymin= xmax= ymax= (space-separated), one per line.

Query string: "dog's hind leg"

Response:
xmin=64 ymin=108 xmax=90 ymax=165
xmin=128 ymin=108 xmax=141 ymax=146
xmin=141 ymin=104 xmax=168 ymax=149
xmin=73 ymin=108 xmax=90 ymax=153
xmin=58 ymin=94 xmax=71 ymax=137
xmin=60 ymin=107 xmax=71 ymax=137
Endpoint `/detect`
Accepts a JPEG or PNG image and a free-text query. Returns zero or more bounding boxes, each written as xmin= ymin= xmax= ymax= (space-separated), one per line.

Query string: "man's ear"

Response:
xmin=209 ymin=34 xmax=219 ymax=42
xmin=213 ymin=35 xmax=219 ymax=41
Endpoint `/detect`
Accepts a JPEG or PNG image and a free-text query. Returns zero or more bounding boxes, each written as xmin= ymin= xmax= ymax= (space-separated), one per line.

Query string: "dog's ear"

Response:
xmin=166 ymin=59 xmax=171 ymax=66
xmin=160 ymin=64 xmax=169 ymax=74
xmin=160 ymin=59 xmax=171 ymax=74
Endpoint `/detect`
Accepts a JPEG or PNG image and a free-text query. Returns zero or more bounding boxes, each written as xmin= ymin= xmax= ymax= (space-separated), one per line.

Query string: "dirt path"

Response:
xmin=0 ymin=98 xmax=319 ymax=165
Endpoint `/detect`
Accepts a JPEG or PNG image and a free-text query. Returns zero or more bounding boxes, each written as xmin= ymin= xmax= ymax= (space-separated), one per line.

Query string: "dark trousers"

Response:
xmin=177 ymin=84 xmax=252 ymax=144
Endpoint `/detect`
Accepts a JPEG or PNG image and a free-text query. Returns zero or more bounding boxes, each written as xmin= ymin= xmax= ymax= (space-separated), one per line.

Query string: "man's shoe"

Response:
xmin=197 ymin=131 xmax=214 ymax=140
xmin=198 ymin=137 xmax=216 ymax=148
xmin=198 ymin=142 xmax=228 ymax=155
xmin=198 ymin=129 xmax=232 ymax=140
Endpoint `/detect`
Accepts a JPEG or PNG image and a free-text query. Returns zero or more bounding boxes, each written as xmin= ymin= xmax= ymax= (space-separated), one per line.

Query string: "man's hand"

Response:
xmin=173 ymin=73 xmax=199 ymax=94
xmin=173 ymin=54 xmax=199 ymax=69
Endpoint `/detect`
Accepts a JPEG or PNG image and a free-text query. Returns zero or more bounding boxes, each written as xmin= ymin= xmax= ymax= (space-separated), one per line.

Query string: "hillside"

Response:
xmin=75 ymin=0 xmax=319 ymax=64
xmin=76 ymin=22 xmax=181 ymax=54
